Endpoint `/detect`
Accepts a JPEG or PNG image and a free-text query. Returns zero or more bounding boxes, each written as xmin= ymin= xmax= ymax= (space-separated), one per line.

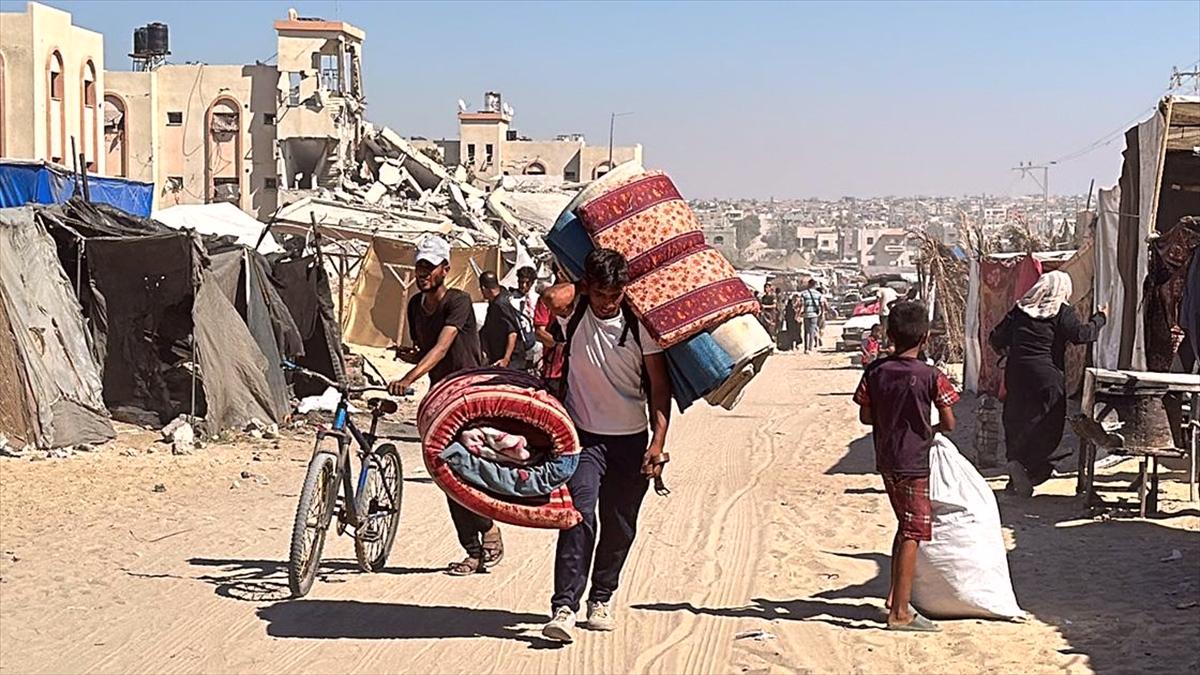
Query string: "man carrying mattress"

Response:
xmin=542 ymin=248 xmax=673 ymax=643
xmin=388 ymin=235 xmax=505 ymax=576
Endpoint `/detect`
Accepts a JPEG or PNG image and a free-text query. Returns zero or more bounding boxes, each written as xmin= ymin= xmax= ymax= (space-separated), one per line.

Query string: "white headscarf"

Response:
xmin=1017 ymin=270 xmax=1072 ymax=319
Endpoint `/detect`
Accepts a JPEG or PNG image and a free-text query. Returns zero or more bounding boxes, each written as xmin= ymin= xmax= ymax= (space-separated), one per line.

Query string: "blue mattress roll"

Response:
xmin=666 ymin=331 xmax=736 ymax=411
xmin=546 ymin=211 xmax=593 ymax=281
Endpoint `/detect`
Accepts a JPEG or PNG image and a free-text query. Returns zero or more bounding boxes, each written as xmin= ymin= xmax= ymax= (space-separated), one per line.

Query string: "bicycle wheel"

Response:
xmin=354 ymin=443 xmax=403 ymax=572
xmin=288 ymin=452 xmax=339 ymax=597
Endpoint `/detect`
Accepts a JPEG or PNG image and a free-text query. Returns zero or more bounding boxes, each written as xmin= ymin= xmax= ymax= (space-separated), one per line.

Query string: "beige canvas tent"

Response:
xmin=341 ymin=236 xmax=504 ymax=348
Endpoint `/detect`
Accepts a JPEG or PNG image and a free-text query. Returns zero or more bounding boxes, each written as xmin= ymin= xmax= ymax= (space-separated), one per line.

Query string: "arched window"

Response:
xmin=205 ymin=97 xmax=242 ymax=204
xmin=46 ymin=50 xmax=65 ymax=163
xmin=81 ymin=60 xmax=98 ymax=171
xmin=104 ymin=94 xmax=127 ymax=177
xmin=523 ymin=161 xmax=546 ymax=176
xmin=593 ymin=162 xmax=613 ymax=180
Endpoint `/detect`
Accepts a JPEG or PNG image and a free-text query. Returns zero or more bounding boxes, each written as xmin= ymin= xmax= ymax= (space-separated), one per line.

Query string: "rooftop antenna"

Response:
xmin=457 ymin=99 xmax=468 ymax=113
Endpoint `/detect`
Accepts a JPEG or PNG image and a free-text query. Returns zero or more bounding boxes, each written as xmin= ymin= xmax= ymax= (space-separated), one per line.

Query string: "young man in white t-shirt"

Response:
xmin=542 ymin=248 xmax=673 ymax=643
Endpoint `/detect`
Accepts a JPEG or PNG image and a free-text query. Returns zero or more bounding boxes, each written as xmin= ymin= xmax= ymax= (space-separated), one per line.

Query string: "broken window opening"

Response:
xmin=564 ymin=169 xmax=579 ymax=182
xmin=264 ymin=177 xmax=277 ymax=190
xmin=318 ymin=53 xmax=343 ymax=95
xmin=524 ymin=161 xmax=546 ymax=176
xmin=167 ymin=111 xmax=183 ymax=126
xmin=467 ymin=144 xmax=477 ymax=165
xmin=209 ymin=111 xmax=239 ymax=140
xmin=288 ymin=72 xmax=302 ymax=106
xmin=166 ymin=176 xmax=183 ymax=192
xmin=485 ymin=144 xmax=494 ymax=166
xmin=263 ymin=112 xmax=276 ymax=125
xmin=212 ymin=177 xmax=240 ymax=204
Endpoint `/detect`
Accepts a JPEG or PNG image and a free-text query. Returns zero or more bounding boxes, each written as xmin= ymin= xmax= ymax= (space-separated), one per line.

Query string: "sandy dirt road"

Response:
xmin=1 ymin=346 xmax=1198 ymax=674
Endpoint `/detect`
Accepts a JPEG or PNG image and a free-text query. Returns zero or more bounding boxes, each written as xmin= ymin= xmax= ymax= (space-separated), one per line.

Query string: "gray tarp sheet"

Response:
xmin=0 ymin=207 xmax=114 ymax=448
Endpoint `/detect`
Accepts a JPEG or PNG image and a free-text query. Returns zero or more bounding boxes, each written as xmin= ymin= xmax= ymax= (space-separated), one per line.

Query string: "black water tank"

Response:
xmin=133 ymin=26 xmax=147 ymax=55
xmin=146 ymin=22 xmax=169 ymax=55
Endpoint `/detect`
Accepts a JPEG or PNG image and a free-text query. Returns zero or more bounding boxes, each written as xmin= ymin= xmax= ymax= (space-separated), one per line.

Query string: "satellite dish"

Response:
xmin=502 ymin=102 xmax=513 ymax=116
xmin=507 ymin=105 xmax=515 ymax=118
xmin=457 ymin=99 xmax=468 ymax=112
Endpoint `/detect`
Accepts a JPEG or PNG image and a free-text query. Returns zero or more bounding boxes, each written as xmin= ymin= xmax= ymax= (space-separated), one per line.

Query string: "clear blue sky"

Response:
xmin=30 ymin=0 xmax=1200 ymax=199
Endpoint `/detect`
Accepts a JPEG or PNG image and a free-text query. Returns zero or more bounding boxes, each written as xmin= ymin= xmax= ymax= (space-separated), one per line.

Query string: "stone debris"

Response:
xmin=152 ymin=483 xmax=167 ymax=493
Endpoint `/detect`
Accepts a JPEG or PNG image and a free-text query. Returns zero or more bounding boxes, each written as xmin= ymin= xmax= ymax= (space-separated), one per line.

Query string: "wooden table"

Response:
xmin=1078 ymin=368 xmax=1200 ymax=516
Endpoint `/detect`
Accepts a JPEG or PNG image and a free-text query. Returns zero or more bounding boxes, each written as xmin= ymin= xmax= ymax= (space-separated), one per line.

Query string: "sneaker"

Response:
xmin=585 ymin=600 xmax=616 ymax=631
xmin=542 ymin=606 xmax=576 ymax=643
xmin=1006 ymin=461 xmax=1034 ymax=497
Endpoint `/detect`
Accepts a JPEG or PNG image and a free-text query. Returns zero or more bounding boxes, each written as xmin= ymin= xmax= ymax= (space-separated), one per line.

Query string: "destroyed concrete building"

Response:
xmin=411 ymin=92 xmax=642 ymax=184
xmin=0 ymin=2 xmax=367 ymax=220
xmin=105 ymin=8 xmax=366 ymax=219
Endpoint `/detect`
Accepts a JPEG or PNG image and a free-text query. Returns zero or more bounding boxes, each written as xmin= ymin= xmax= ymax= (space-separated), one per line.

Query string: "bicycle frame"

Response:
xmin=310 ymin=390 xmax=386 ymax=530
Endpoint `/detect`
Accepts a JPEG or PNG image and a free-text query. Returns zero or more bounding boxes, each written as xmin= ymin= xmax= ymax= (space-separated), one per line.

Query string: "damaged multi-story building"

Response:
xmin=414 ymin=92 xmax=642 ymax=184
xmin=0 ymin=2 xmax=366 ymax=219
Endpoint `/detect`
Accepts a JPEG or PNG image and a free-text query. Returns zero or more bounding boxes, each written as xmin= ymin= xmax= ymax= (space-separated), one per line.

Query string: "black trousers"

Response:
xmin=551 ymin=429 xmax=650 ymax=613
xmin=446 ymin=495 xmax=493 ymax=559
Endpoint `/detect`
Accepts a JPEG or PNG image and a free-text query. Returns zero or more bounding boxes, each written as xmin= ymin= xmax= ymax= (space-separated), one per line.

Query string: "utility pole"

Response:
xmin=608 ymin=111 xmax=633 ymax=165
xmin=1012 ymin=161 xmax=1052 ymax=237
xmin=1170 ymin=65 xmax=1200 ymax=94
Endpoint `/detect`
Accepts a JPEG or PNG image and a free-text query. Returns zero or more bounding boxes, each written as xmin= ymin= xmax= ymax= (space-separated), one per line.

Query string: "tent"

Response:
xmin=33 ymin=202 xmax=289 ymax=433
xmin=963 ymin=248 xmax=1092 ymax=395
xmin=153 ymin=202 xmax=283 ymax=254
xmin=0 ymin=160 xmax=154 ymax=217
xmin=1095 ymin=95 xmax=1200 ymax=371
xmin=341 ymin=235 xmax=502 ymax=348
xmin=269 ymin=250 xmax=347 ymax=396
xmin=0 ymin=207 xmax=115 ymax=449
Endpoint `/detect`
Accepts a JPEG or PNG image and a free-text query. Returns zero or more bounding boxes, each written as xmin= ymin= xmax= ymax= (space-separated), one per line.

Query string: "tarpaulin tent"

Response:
xmin=153 ymin=202 xmax=283 ymax=254
xmin=269 ymin=252 xmax=346 ymax=396
xmin=208 ymin=244 xmax=301 ymax=422
xmin=0 ymin=160 xmax=154 ymax=217
xmin=0 ymin=207 xmax=115 ymax=449
xmin=342 ymin=236 xmax=502 ymax=348
xmin=964 ymin=249 xmax=1091 ymax=395
xmin=33 ymin=202 xmax=288 ymax=433
xmin=1095 ymin=95 xmax=1200 ymax=371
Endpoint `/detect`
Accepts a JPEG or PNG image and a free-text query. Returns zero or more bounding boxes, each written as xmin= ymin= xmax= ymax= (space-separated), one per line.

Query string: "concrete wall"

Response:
xmin=102 ymin=71 xmax=157 ymax=183
xmin=581 ymin=144 xmax=641 ymax=180
xmin=500 ymin=139 xmax=582 ymax=179
xmin=0 ymin=2 xmax=105 ymax=172
xmin=459 ymin=117 xmax=508 ymax=179
xmin=107 ymin=63 xmax=279 ymax=218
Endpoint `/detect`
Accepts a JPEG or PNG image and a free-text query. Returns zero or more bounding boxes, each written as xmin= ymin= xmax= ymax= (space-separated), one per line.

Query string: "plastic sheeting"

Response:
xmin=1094 ymin=186 xmax=1124 ymax=370
xmin=153 ymin=203 xmax=282 ymax=254
xmin=0 ymin=207 xmax=114 ymax=448
xmin=341 ymin=237 xmax=499 ymax=348
xmin=0 ymin=161 xmax=153 ymax=217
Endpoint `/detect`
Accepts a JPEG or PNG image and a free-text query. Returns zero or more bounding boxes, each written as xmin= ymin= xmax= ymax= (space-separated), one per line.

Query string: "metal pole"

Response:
xmin=608 ymin=113 xmax=615 ymax=165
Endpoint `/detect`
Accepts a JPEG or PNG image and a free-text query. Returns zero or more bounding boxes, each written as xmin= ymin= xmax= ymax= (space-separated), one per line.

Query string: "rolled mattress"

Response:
xmin=575 ymin=170 xmax=759 ymax=348
xmin=418 ymin=368 xmax=583 ymax=529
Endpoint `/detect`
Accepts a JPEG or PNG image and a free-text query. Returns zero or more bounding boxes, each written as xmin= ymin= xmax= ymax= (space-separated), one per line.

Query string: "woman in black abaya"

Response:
xmin=989 ymin=271 xmax=1106 ymax=496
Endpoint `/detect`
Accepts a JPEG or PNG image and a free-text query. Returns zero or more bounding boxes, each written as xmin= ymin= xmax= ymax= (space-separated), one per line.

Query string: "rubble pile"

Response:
xmin=291 ymin=124 xmax=577 ymax=250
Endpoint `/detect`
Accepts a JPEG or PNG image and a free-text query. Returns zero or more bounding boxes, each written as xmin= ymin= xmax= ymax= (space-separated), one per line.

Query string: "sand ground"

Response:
xmin=1 ymin=341 xmax=1198 ymax=674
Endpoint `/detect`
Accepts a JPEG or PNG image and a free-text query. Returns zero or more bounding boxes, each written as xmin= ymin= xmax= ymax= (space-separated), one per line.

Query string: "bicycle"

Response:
xmin=282 ymin=361 xmax=409 ymax=597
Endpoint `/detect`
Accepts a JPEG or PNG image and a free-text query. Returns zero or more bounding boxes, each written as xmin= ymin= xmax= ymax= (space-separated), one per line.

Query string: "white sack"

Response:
xmin=912 ymin=434 xmax=1024 ymax=620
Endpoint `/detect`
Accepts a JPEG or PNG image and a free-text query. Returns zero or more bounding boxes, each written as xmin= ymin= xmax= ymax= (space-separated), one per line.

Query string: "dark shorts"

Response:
xmin=882 ymin=474 xmax=932 ymax=541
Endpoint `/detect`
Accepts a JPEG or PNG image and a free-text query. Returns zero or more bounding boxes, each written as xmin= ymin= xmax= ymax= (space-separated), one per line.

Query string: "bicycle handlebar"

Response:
xmin=282 ymin=361 xmax=413 ymax=397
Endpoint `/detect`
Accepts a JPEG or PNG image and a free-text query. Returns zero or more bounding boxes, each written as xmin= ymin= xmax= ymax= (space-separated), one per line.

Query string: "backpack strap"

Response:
xmin=559 ymin=298 xmax=651 ymax=400
xmin=555 ymin=297 xmax=591 ymax=397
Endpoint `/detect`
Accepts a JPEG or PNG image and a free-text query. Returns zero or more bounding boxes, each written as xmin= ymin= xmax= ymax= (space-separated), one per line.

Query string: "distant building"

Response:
xmin=795 ymin=226 xmax=839 ymax=260
xmin=416 ymin=92 xmax=642 ymax=183
xmin=842 ymin=227 xmax=918 ymax=269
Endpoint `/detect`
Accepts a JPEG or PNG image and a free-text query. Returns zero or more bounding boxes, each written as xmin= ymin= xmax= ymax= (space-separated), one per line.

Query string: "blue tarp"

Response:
xmin=0 ymin=161 xmax=154 ymax=217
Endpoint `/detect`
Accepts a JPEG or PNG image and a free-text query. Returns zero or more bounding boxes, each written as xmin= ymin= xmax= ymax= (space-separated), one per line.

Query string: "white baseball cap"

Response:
xmin=415 ymin=235 xmax=450 ymax=266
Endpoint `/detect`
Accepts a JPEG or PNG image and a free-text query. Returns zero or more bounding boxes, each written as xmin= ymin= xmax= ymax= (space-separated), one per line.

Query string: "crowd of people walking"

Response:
xmin=758 ymin=281 xmax=830 ymax=354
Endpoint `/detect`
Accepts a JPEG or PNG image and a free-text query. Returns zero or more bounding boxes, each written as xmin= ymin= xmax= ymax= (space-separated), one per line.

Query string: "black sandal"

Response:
xmin=446 ymin=557 xmax=485 ymax=576
xmin=481 ymin=527 xmax=504 ymax=568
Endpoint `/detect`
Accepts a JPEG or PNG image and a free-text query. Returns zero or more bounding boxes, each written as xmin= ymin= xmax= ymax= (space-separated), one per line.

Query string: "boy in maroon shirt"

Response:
xmin=853 ymin=301 xmax=959 ymax=632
